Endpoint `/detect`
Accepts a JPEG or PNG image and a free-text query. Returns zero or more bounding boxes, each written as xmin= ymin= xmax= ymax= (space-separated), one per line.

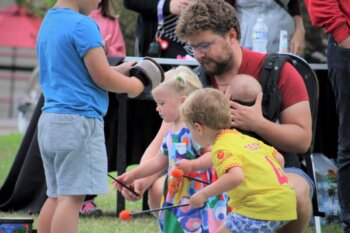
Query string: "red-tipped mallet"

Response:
xmin=108 ymin=174 xmax=139 ymax=197
xmin=170 ymin=168 xmax=210 ymax=185
xmin=119 ymin=203 xmax=189 ymax=221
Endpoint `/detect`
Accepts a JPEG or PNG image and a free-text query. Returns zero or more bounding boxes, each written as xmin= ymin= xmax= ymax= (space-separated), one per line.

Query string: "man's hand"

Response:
xmin=339 ymin=36 xmax=350 ymax=49
xmin=189 ymin=191 xmax=207 ymax=208
xmin=169 ymin=0 xmax=190 ymax=15
xmin=290 ymin=27 xmax=305 ymax=56
xmin=230 ymin=92 xmax=265 ymax=132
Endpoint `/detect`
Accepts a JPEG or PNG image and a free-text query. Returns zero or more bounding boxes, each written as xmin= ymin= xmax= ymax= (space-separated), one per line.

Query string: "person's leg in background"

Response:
xmin=80 ymin=195 xmax=102 ymax=216
xmin=327 ymin=35 xmax=350 ymax=233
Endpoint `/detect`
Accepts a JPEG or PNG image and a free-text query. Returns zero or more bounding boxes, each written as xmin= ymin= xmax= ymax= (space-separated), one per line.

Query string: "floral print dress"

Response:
xmin=158 ymin=127 xmax=227 ymax=233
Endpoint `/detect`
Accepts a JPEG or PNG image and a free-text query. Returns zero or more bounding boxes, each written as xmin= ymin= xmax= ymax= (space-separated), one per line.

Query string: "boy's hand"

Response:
xmin=111 ymin=60 xmax=137 ymax=76
xmin=175 ymin=159 xmax=193 ymax=174
xmin=189 ymin=191 xmax=207 ymax=208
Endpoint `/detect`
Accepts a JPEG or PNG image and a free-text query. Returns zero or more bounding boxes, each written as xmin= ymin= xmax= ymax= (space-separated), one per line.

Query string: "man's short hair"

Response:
xmin=176 ymin=0 xmax=241 ymax=42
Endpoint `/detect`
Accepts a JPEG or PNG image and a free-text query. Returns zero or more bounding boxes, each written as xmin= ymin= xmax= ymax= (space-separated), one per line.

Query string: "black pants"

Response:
xmin=327 ymin=36 xmax=350 ymax=232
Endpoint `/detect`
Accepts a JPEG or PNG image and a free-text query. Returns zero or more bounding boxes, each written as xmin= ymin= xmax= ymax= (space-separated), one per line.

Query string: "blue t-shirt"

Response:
xmin=37 ymin=8 xmax=107 ymax=120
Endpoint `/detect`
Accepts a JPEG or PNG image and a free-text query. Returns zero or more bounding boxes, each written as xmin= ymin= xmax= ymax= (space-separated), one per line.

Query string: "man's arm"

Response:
xmin=230 ymin=93 xmax=312 ymax=153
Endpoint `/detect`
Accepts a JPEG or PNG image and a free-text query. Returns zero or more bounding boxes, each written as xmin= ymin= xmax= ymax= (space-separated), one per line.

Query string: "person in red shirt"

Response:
xmin=121 ymin=0 xmax=313 ymax=232
xmin=306 ymin=1 xmax=350 ymax=232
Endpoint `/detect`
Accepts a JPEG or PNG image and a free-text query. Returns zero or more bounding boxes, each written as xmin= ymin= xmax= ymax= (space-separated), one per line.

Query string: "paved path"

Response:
xmin=0 ymin=118 xmax=18 ymax=135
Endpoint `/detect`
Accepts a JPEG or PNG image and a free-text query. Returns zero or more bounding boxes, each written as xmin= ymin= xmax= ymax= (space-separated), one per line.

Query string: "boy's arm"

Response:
xmin=84 ymin=47 xmax=144 ymax=98
xmin=190 ymin=166 xmax=244 ymax=208
xmin=175 ymin=150 xmax=212 ymax=174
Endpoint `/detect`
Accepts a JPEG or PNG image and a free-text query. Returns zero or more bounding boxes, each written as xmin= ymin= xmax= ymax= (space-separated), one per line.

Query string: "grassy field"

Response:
xmin=0 ymin=133 xmax=343 ymax=233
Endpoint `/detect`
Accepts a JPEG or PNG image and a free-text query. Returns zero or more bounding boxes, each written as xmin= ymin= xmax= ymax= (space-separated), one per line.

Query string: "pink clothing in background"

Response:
xmin=89 ymin=9 xmax=126 ymax=56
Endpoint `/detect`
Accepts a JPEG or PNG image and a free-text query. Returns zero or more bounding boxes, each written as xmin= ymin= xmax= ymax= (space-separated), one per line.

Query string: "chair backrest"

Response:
xmin=278 ymin=53 xmax=325 ymax=217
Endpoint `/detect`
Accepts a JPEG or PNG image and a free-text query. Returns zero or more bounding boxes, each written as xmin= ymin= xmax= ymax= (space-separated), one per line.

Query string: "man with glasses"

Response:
xmin=121 ymin=0 xmax=313 ymax=232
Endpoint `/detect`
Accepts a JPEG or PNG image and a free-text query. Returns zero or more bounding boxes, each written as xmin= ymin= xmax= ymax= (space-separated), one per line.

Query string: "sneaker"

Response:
xmin=80 ymin=200 xmax=103 ymax=217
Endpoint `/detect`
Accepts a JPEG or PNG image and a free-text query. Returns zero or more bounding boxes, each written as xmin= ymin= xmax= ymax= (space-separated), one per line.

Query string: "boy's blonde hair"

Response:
xmin=181 ymin=88 xmax=231 ymax=130
xmin=226 ymin=74 xmax=262 ymax=102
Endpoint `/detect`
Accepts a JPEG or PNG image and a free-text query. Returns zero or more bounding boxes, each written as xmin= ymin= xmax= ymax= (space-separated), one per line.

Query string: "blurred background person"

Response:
xmin=90 ymin=0 xmax=126 ymax=57
xmin=234 ymin=0 xmax=305 ymax=56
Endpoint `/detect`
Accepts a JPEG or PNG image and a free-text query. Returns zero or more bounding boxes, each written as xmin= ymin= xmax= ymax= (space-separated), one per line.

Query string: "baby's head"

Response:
xmin=152 ymin=66 xmax=202 ymax=122
xmin=225 ymin=74 xmax=262 ymax=105
xmin=181 ymin=88 xmax=231 ymax=131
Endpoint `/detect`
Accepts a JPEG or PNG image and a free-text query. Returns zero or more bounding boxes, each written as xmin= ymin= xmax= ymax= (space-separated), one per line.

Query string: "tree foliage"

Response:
xmin=15 ymin=0 xmax=327 ymax=61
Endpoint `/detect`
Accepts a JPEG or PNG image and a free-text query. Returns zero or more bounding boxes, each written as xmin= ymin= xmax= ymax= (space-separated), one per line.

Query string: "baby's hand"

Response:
xmin=189 ymin=192 xmax=207 ymax=208
xmin=175 ymin=159 xmax=193 ymax=174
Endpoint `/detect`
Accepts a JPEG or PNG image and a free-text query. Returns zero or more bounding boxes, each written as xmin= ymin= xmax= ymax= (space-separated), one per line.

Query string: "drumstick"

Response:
xmin=119 ymin=203 xmax=189 ymax=221
xmin=108 ymin=174 xmax=139 ymax=197
xmin=170 ymin=168 xmax=210 ymax=185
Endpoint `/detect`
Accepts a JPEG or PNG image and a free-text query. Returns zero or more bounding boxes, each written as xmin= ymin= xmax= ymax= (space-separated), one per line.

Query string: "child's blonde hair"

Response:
xmin=152 ymin=66 xmax=202 ymax=97
xmin=181 ymin=88 xmax=231 ymax=130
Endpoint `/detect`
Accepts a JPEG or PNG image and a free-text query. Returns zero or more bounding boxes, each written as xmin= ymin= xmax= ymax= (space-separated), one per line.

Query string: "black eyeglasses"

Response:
xmin=184 ymin=37 xmax=218 ymax=56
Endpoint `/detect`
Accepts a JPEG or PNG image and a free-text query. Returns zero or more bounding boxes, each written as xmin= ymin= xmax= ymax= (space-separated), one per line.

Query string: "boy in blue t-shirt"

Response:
xmin=36 ymin=0 xmax=160 ymax=232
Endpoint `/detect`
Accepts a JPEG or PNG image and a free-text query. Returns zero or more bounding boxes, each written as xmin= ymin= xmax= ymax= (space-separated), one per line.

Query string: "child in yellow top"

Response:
xmin=180 ymin=87 xmax=296 ymax=233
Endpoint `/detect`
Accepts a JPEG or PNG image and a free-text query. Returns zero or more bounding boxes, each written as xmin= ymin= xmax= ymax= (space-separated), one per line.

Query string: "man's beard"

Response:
xmin=199 ymin=52 xmax=233 ymax=76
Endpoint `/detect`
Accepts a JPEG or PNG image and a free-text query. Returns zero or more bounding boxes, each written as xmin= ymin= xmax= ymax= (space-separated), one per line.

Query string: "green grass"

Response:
xmin=0 ymin=134 xmax=343 ymax=233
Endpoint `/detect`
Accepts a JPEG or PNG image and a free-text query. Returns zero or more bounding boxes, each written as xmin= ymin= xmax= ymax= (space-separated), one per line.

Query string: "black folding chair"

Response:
xmin=279 ymin=53 xmax=325 ymax=233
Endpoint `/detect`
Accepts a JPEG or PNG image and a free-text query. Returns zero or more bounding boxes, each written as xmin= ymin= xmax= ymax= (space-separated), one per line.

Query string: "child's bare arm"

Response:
xmin=189 ymin=166 xmax=244 ymax=208
xmin=117 ymin=151 xmax=167 ymax=186
xmin=175 ymin=151 xmax=212 ymax=173
xmin=175 ymin=146 xmax=212 ymax=173
xmin=84 ymin=47 xmax=144 ymax=97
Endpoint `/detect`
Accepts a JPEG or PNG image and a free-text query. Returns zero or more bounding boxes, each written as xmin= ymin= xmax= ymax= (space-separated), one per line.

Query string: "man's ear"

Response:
xmin=228 ymin=28 xmax=239 ymax=44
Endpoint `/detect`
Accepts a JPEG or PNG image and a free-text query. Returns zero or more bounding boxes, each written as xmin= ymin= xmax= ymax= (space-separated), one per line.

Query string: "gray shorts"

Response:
xmin=284 ymin=167 xmax=315 ymax=198
xmin=38 ymin=112 xmax=108 ymax=197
